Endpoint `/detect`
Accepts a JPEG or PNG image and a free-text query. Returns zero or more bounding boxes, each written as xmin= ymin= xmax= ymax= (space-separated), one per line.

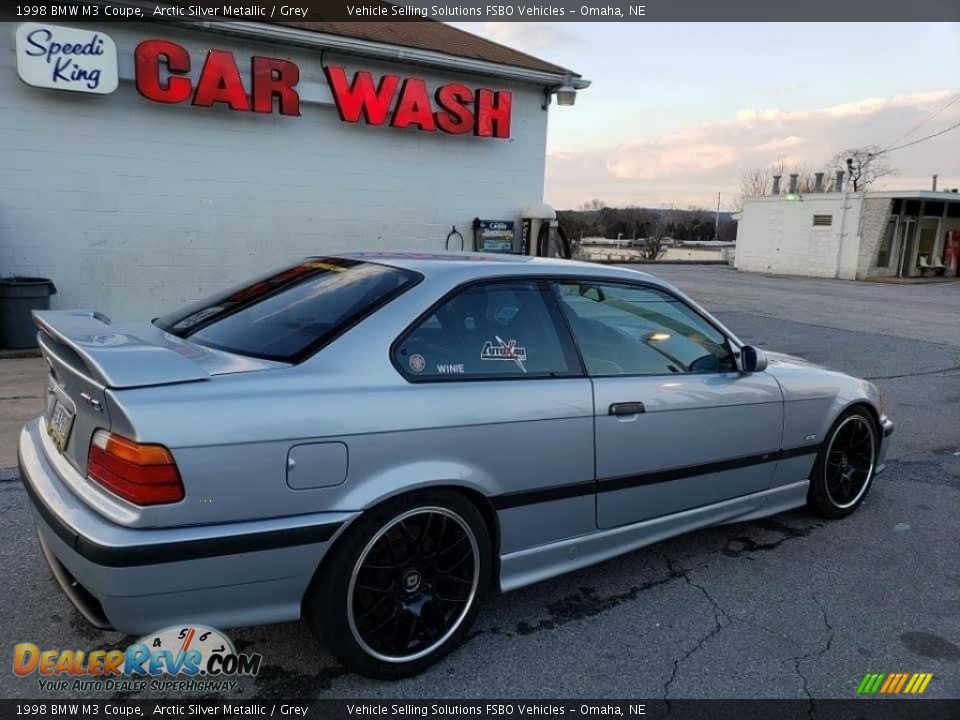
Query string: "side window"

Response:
xmin=554 ymin=282 xmax=736 ymax=376
xmin=394 ymin=281 xmax=580 ymax=380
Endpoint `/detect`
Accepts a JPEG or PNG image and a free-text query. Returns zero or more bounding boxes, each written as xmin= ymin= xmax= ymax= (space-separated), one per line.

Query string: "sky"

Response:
xmin=454 ymin=22 xmax=960 ymax=211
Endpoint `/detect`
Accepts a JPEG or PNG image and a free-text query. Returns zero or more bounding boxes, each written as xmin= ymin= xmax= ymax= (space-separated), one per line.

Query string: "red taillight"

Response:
xmin=87 ymin=430 xmax=184 ymax=505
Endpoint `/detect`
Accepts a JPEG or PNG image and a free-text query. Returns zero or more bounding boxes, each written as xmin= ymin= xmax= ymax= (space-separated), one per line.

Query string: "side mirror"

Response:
xmin=738 ymin=345 xmax=768 ymax=373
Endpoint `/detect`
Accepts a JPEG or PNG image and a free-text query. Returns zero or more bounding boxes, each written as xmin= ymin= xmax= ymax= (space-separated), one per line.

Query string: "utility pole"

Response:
xmin=715 ymin=191 xmax=721 ymax=241
xmin=835 ymin=162 xmax=851 ymax=279
xmin=835 ymin=154 xmax=874 ymax=280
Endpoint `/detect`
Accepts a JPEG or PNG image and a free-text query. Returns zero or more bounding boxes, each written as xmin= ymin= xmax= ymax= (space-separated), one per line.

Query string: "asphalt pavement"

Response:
xmin=1 ymin=266 xmax=958 ymax=700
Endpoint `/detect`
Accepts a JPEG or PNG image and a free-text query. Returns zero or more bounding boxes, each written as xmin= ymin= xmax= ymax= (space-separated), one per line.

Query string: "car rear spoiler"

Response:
xmin=33 ymin=310 xmax=210 ymax=389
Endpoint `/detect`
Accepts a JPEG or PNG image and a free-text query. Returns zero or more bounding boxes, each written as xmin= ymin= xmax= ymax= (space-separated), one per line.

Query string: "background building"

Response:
xmin=736 ymin=187 xmax=960 ymax=280
xmin=1 ymin=17 xmax=586 ymax=320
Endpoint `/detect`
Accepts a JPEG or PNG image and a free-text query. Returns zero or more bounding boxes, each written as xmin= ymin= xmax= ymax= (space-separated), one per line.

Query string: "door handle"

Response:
xmin=609 ymin=402 xmax=645 ymax=416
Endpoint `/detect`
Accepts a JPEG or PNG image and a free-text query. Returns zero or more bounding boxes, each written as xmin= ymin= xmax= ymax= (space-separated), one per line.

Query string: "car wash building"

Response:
xmin=1 ymin=12 xmax=587 ymax=320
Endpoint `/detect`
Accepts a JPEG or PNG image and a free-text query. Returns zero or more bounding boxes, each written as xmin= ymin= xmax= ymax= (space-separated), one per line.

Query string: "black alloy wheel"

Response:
xmin=347 ymin=507 xmax=479 ymax=662
xmin=824 ymin=414 xmax=876 ymax=509
xmin=306 ymin=490 xmax=491 ymax=678
xmin=808 ymin=407 xmax=878 ymax=518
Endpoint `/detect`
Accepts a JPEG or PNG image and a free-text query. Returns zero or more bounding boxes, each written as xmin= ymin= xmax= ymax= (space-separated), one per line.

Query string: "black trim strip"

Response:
xmin=600 ymin=450 xmax=780 ymax=494
xmin=491 ymin=479 xmax=595 ymax=510
xmin=492 ymin=445 xmax=821 ymax=510
xmin=19 ymin=460 xmax=342 ymax=568
xmin=780 ymin=444 xmax=822 ymax=460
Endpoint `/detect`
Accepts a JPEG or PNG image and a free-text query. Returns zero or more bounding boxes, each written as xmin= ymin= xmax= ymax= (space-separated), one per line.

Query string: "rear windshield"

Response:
xmin=154 ymin=258 xmax=420 ymax=362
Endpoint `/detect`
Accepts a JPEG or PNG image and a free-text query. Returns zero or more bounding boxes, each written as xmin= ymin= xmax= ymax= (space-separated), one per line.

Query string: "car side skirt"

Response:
xmin=498 ymin=480 xmax=809 ymax=593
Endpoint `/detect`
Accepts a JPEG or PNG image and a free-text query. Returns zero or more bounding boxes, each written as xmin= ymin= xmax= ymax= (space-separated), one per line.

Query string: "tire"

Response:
xmin=305 ymin=489 xmax=492 ymax=679
xmin=807 ymin=406 xmax=879 ymax=519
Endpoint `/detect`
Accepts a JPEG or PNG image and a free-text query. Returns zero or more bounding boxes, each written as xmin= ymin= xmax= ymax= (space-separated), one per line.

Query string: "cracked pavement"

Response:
xmin=1 ymin=266 xmax=958 ymax=700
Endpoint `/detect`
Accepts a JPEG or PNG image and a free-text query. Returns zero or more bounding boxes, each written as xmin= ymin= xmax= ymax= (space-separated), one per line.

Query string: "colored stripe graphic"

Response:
xmin=879 ymin=674 xmax=897 ymax=693
xmin=857 ymin=673 xmax=886 ymax=694
xmin=857 ymin=672 xmax=932 ymax=694
xmin=893 ymin=673 xmax=910 ymax=693
xmin=908 ymin=673 xmax=933 ymax=694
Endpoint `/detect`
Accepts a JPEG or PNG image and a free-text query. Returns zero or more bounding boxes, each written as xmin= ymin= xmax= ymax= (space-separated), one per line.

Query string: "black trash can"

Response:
xmin=0 ymin=277 xmax=57 ymax=349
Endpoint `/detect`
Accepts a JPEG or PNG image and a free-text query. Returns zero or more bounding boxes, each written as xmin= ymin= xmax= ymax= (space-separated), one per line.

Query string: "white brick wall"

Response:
xmin=735 ymin=194 xmax=864 ymax=279
xmin=855 ymin=198 xmax=893 ymax=278
xmin=0 ymin=23 xmax=549 ymax=320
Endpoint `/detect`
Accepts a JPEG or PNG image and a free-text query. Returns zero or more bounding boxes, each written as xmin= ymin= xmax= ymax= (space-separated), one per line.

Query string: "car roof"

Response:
xmin=324 ymin=250 xmax=665 ymax=285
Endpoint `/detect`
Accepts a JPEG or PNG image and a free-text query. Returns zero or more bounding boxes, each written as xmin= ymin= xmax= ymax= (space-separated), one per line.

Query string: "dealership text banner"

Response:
xmin=4 ymin=701 xmax=960 ymax=719
xmin=3 ymin=0 xmax=959 ymax=22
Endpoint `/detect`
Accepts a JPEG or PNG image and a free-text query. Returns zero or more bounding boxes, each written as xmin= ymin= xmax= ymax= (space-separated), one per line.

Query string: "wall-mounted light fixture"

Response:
xmin=543 ymin=75 xmax=578 ymax=109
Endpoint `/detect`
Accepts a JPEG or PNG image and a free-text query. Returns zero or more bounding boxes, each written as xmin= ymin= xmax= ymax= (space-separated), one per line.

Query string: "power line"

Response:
xmin=882 ymin=93 xmax=960 ymax=151
xmin=874 ymin=118 xmax=960 ymax=156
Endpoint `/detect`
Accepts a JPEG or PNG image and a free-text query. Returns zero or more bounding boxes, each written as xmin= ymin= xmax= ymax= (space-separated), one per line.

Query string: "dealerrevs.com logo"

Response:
xmin=14 ymin=625 xmax=262 ymax=693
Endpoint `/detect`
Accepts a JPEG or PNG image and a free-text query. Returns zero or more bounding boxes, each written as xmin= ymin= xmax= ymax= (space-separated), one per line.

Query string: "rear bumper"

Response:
xmin=18 ymin=419 xmax=356 ymax=634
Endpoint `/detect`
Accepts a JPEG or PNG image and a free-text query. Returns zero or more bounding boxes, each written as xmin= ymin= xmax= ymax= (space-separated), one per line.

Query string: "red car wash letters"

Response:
xmin=134 ymin=40 xmax=301 ymax=115
xmin=323 ymin=66 xmax=512 ymax=139
xmin=133 ymin=40 xmax=512 ymax=139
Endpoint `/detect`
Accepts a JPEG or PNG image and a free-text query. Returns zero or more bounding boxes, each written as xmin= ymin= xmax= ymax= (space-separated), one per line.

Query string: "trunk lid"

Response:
xmin=34 ymin=309 xmax=284 ymax=473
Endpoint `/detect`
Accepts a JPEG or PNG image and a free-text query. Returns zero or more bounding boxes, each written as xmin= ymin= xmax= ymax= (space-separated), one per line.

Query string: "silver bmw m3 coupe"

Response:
xmin=19 ymin=252 xmax=893 ymax=677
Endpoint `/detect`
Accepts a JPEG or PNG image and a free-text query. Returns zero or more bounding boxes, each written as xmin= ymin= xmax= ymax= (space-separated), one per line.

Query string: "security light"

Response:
xmin=543 ymin=76 xmax=578 ymax=109
xmin=555 ymin=78 xmax=577 ymax=106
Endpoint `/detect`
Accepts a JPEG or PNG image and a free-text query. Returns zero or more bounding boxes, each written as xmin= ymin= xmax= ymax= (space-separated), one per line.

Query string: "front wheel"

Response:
xmin=306 ymin=490 xmax=491 ymax=678
xmin=807 ymin=407 xmax=878 ymax=519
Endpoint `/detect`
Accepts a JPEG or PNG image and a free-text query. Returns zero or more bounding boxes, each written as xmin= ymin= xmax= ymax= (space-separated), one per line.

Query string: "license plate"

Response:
xmin=47 ymin=400 xmax=74 ymax=453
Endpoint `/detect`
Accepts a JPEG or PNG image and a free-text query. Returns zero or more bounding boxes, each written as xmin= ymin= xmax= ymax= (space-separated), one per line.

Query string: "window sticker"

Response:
xmin=436 ymin=363 xmax=465 ymax=374
xmin=493 ymin=304 xmax=519 ymax=325
xmin=480 ymin=336 xmax=527 ymax=372
xmin=409 ymin=354 xmax=426 ymax=373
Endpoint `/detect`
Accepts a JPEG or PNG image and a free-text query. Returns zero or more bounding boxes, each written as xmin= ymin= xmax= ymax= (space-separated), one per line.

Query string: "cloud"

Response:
xmin=752 ymin=136 xmax=807 ymax=152
xmin=761 ymin=82 xmax=806 ymax=98
xmin=546 ymin=90 xmax=960 ymax=210
xmin=607 ymin=143 xmax=738 ymax=180
xmin=735 ymin=90 xmax=954 ymax=126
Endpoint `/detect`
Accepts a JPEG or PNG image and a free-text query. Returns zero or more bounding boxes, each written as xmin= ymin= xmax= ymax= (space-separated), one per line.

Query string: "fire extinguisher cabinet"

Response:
xmin=0 ymin=277 xmax=57 ymax=349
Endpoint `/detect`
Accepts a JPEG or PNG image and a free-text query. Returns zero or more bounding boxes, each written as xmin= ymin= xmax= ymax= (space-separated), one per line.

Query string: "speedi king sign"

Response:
xmin=16 ymin=23 xmax=118 ymax=94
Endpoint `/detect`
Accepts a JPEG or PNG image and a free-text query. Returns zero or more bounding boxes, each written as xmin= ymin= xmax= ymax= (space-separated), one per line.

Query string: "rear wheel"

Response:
xmin=306 ymin=490 xmax=491 ymax=678
xmin=807 ymin=407 xmax=878 ymax=518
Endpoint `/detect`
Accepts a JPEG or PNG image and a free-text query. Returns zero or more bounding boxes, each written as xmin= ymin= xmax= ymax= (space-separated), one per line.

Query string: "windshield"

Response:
xmin=154 ymin=258 xmax=420 ymax=362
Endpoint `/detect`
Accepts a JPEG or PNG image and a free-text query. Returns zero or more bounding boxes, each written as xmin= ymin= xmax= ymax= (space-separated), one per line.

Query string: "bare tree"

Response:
xmin=797 ymin=166 xmax=845 ymax=193
xmin=830 ymin=145 xmax=896 ymax=191
xmin=640 ymin=235 xmax=665 ymax=261
xmin=736 ymin=167 xmax=769 ymax=206
xmin=640 ymin=209 xmax=672 ymax=260
xmin=735 ymin=147 xmax=896 ymax=212
xmin=737 ymin=156 xmax=856 ymax=210
xmin=794 ymin=165 xmax=819 ymax=193
xmin=579 ymin=198 xmax=607 ymax=212
xmin=734 ymin=161 xmax=784 ymax=212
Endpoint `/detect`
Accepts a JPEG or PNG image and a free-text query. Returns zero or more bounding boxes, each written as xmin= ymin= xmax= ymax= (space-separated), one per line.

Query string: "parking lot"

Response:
xmin=1 ymin=265 xmax=958 ymax=700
